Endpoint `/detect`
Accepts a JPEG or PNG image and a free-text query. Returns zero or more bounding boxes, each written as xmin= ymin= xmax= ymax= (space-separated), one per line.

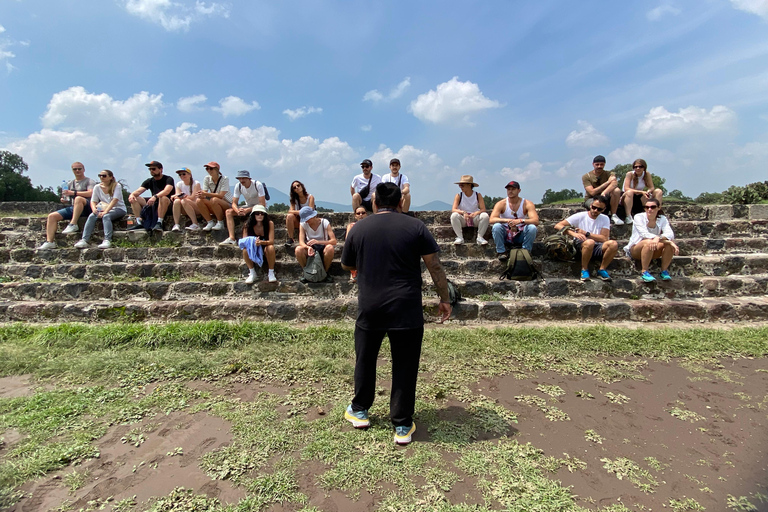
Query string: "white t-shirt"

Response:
xmin=301 ymin=218 xmax=330 ymax=242
xmin=202 ymin=174 xmax=233 ymax=203
xmin=381 ymin=173 xmax=409 ymax=191
xmin=233 ymin=180 xmax=265 ymax=207
xmin=176 ymin=180 xmax=200 ymax=197
xmin=351 ymin=173 xmax=382 ymax=201
xmin=91 ymin=183 xmax=126 ymax=211
xmin=565 ymin=211 xmax=610 ymax=234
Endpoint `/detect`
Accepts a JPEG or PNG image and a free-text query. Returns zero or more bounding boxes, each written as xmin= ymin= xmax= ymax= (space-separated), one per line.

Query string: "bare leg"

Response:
xmin=286 ymin=213 xmax=298 ymax=240
xmin=46 ymin=212 xmax=64 ymax=242
xmin=130 ymin=196 xmax=147 ymax=218
xmin=197 ymin=198 xmax=213 ymax=221
xmin=599 ymin=240 xmax=618 ymax=270
xmin=182 ymin=199 xmax=199 ymax=225
xmin=581 ymin=239 xmax=595 ymax=270
xmin=225 ymin=209 xmax=236 ymax=239
xmin=264 ymin=245 xmax=276 ymax=270
xmin=295 ymin=246 xmax=308 ymax=267
xmin=211 ymin=198 xmax=229 ymax=220
xmin=622 ymin=191 xmax=634 ymax=218
xmin=352 ymin=193 xmax=362 ymax=211
xmin=660 ymin=243 xmax=674 ymax=271
xmin=172 ymin=199 xmax=182 ymax=225
xmin=70 ymin=196 xmax=88 ymax=225
xmin=323 ymin=244 xmax=334 ymax=271
xmin=243 ymin=249 xmax=254 ymax=269
xmin=609 ymin=188 xmax=621 ymax=215
xmin=401 ymin=191 xmax=411 ymax=213
xmin=157 ymin=196 xmax=171 ymax=218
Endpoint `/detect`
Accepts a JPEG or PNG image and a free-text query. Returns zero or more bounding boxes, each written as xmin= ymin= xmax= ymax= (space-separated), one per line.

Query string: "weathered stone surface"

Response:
xmin=580 ymin=301 xmax=602 ymax=320
xmin=604 ymin=301 xmax=632 ymax=320
xmin=145 ymin=282 xmax=170 ymax=299
xmin=479 ymin=301 xmax=509 ymax=321
xmin=749 ymin=204 xmax=768 ymax=220
xmin=549 ymin=301 xmax=579 ymax=319
xmin=267 ymin=302 xmax=298 ymax=320
xmin=452 ymin=302 xmax=479 ymax=320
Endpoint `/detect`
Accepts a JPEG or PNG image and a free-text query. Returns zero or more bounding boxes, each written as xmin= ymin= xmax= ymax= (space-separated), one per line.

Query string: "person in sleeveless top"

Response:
xmin=285 ymin=180 xmax=315 ymax=247
xmin=450 ymin=175 xmax=489 ymax=245
xmin=489 ymin=181 xmax=539 ymax=261
xmin=170 ymin=167 xmax=203 ymax=232
xmin=620 ymin=159 xmax=663 ymax=225
xmin=295 ymin=206 xmax=337 ymax=281
xmin=196 ymin=162 xmax=231 ymax=232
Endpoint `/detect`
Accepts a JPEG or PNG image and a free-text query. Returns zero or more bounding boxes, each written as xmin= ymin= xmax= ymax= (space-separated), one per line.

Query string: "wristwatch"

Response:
xmin=585 ymin=232 xmax=591 ymax=238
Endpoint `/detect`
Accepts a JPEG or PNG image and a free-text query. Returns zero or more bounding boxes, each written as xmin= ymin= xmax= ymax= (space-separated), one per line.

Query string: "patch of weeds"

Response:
xmin=515 ymin=395 xmax=569 ymax=421
xmin=112 ymin=496 xmax=137 ymax=511
xmin=537 ymin=384 xmax=565 ymax=397
xmin=668 ymin=403 xmax=706 ymax=423
xmin=62 ymin=468 xmax=89 ymax=493
xmin=110 ymin=237 xmax=180 ymax=249
xmin=241 ymin=468 xmax=309 ymax=509
xmin=120 ymin=422 xmax=160 ymax=447
xmin=575 ymin=390 xmax=594 ymax=399
xmin=604 ymin=392 xmax=631 ymax=404
xmin=558 ymin=453 xmax=587 ymax=472
xmin=166 ymin=447 xmax=183 ymax=456
xmin=145 ymin=487 xmax=220 ymax=511
xmin=669 ymin=498 xmax=705 ymax=511
xmin=727 ymin=494 xmax=758 ymax=511
xmin=680 ymin=360 xmax=744 ymax=385
xmin=644 ymin=456 xmax=667 ymax=472
xmin=600 ymin=457 xmax=659 ymax=493
xmin=477 ymin=293 xmax=503 ymax=301
xmin=584 ymin=429 xmax=604 ymax=444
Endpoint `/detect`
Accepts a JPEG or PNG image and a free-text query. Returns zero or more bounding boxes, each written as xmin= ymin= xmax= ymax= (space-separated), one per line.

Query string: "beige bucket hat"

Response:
xmin=454 ymin=175 xmax=479 ymax=187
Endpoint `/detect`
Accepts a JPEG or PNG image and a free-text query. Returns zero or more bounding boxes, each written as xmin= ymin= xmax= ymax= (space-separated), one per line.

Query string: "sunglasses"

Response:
xmin=361 ymin=165 xmax=371 ymax=169
xmin=148 ymin=167 xmax=159 ymax=170
xmin=177 ymin=172 xmax=188 ymax=175
xmin=645 ymin=205 xmax=658 ymax=210
xmin=254 ymin=212 xmax=265 ymax=216
xmin=633 ymin=165 xmax=645 ymax=169
xmin=72 ymin=167 xmax=83 ymax=171
xmin=590 ymin=205 xmax=605 ymax=212
xmin=355 ymin=211 xmax=366 ymax=215
xmin=98 ymin=174 xmax=109 ymax=178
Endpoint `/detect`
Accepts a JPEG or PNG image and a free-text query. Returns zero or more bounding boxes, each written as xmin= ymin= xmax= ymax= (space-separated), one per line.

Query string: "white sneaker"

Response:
xmin=74 ymin=240 xmax=89 ymax=249
xmin=171 ymin=224 xmax=181 ymax=232
xmin=611 ymin=214 xmax=624 ymax=226
xmin=97 ymin=240 xmax=111 ymax=249
xmin=268 ymin=270 xmax=277 ymax=283
xmin=213 ymin=220 xmax=225 ymax=231
xmin=38 ymin=241 xmax=57 ymax=250
xmin=625 ymin=216 xmax=633 ymax=225
xmin=203 ymin=220 xmax=216 ymax=232
xmin=186 ymin=224 xmax=200 ymax=231
xmin=476 ymin=236 xmax=488 ymax=246
xmin=453 ymin=237 xmax=465 ymax=245
xmin=219 ymin=237 xmax=236 ymax=246
xmin=245 ymin=273 xmax=256 ymax=284
xmin=62 ymin=224 xmax=79 ymax=235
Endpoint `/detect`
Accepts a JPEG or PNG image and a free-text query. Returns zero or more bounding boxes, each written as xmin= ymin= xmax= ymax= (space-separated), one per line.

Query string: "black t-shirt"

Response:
xmin=341 ymin=212 xmax=440 ymax=330
xmin=141 ymin=175 xmax=175 ymax=196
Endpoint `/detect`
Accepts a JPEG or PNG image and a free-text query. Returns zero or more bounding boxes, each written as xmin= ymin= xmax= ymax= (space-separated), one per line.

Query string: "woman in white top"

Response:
xmin=75 ymin=170 xmax=127 ymax=249
xmin=196 ymin=162 xmax=232 ymax=232
xmin=624 ymin=198 xmax=679 ymax=282
xmin=171 ymin=168 xmax=203 ymax=232
xmin=295 ymin=206 xmax=337 ymax=280
xmin=450 ymin=175 xmax=489 ymax=245
xmin=285 ymin=180 xmax=315 ymax=247
xmin=620 ymin=158 xmax=663 ymax=224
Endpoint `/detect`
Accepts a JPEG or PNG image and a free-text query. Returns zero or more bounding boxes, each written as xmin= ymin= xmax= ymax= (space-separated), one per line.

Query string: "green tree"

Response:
xmin=316 ymin=205 xmax=334 ymax=213
xmin=667 ymin=189 xmax=693 ymax=202
xmin=541 ymin=188 xmax=582 ymax=204
xmin=0 ymin=151 xmax=58 ymax=202
xmin=268 ymin=202 xmax=289 ymax=213
xmin=611 ymin=163 xmax=667 ymax=196
xmin=695 ymin=192 xmax=723 ymax=204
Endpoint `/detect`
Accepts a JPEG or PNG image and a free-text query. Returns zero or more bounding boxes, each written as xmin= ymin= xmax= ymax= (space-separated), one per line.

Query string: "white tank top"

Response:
xmin=292 ymin=195 xmax=310 ymax=210
xmin=627 ymin=171 xmax=646 ymax=190
xmin=501 ymin=197 xmax=525 ymax=219
xmin=457 ymin=191 xmax=480 ymax=213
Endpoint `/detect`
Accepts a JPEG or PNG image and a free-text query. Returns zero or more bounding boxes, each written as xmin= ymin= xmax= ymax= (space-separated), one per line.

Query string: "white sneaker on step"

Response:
xmin=453 ymin=237 xmax=464 ymax=245
xmin=611 ymin=214 xmax=624 ymax=225
xmin=203 ymin=220 xmax=216 ymax=231
xmin=62 ymin=224 xmax=79 ymax=234
xmin=213 ymin=221 xmax=225 ymax=231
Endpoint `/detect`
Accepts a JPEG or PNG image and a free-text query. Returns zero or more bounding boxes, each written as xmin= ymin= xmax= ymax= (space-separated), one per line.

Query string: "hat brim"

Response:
xmin=455 ymin=181 xmax=479 ymax=187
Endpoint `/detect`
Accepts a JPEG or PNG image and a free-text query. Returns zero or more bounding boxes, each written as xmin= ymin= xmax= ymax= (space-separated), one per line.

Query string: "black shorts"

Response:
xmin=574 ymin=239 xmax=604 ymax=260
xmin=361 ymin=199 xmax=373 ymax=212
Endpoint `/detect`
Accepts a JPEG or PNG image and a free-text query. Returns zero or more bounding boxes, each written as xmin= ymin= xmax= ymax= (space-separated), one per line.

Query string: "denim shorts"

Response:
xmin=56 ymin=203 xmax=93 ymax=221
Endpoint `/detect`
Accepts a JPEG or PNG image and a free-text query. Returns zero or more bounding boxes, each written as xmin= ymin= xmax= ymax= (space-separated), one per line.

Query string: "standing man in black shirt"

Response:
xmin=341 ymin=182 xmax=451 ymax=445
xmin=128 ymin=161 xmax=175 ymax=231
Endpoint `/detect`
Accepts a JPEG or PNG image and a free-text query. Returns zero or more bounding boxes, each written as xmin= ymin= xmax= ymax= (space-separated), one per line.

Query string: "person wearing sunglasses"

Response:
xmin=554 ymin=195 xmax=618 ymax=281
xmin=38 ymin=162 xmax=97 ymax=250
xmin=239 ymin=205 xmax=277 ymax=284
xmin=489 ymin=180 xmax=539 ymax=260
xmin=450 ymin=175 xmax=490 ymax=246
xmin=285 ymin=180 xmax=315 ymax=247
xmin=624 ymin=198 xmax=678 ymax=282
xmin=170 ymin=168 xmax=203 ymax=232
xmin=74 ymin=170 xmax=126 ymax=249
xmin=582 ymin=155 xmax=624 ymax=225
xmin=620 ymin=159 xmax=664 ymax=225
xmin=197 ymin=162 xmax=231 ymax=232
xmin=350 ymin=159 xmax=381 ymax=213
xmin=127 ymin=161 xmax=174 ymax=231
xmin=345 ymin=207 xmax=368 ymax=282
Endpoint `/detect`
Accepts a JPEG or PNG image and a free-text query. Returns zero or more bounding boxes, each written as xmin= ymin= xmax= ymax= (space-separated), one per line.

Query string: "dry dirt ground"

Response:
xmin=2 ymin=357 xmax=768 ymax=512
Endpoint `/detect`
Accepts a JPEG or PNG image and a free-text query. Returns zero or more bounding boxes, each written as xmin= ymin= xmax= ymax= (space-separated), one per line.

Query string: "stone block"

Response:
xmin=707 ymin=205 xmax=733 ymax=220
xmin=669 ymin=301 xmax=706 ymax=320
xmin=580 ymin=301 xmax=603 ymax=320
xmin=145 ymin=282 xmax=170 ymax=300
xmin=707 ymin=301 xmax=737 ymax=321
xmin=748 ymin=204 xmax=768 ymax=220
xmin=632 ymin=301 xmax=666 ymax=321
xmin=549 ymin=301 xmax=578 ymax=320
xmin=544 ymin=280 xmax=569 ymax=297
xmin=267 ymin=302 xmax=298 ymax=320
xmin=11 ymin=249 xmax=34 ymax=263
xmin=61 ymin=282 xmax=90 ymax=299
xmin=479 ymin=301 xmax=509 ymax=321
xmin=738 ymin=301 xmax=768 ymax=320
xmin=461 ymin=280 xmax=490 ymax=297
xmin=451 ymin=302 xmax=479 ymax=320
xmin=604 ymin=301 xmax=632 ymax=320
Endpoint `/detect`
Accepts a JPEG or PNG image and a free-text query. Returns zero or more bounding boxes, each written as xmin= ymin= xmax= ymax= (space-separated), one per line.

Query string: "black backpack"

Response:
xmin=500 ymin=248 xmax=538 ymax=281
xmin=260 ymin=181 xmax=271 ymax=201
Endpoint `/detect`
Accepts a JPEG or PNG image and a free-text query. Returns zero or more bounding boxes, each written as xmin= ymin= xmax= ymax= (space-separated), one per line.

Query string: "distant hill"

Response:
xmin=414 ymin=200 xmax=452 ymax=211
xmin=266 ymin=190 xmax=451 ymax=212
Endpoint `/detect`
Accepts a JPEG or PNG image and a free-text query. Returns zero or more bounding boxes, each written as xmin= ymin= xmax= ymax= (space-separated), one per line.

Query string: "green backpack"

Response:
xmin=500 ymin=248 xmax=538 ymax=281
xmin=543 ymin=226 xmax=577 ymax=262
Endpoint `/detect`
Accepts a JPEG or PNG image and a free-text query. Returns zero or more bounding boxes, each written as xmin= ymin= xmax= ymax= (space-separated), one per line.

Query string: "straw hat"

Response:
xmin=455 ymin=175 xmax=478 ymax=187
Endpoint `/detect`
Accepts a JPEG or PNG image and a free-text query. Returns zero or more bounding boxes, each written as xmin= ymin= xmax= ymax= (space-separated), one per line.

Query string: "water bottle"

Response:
xmin=61 ymin=180 xmax=70 ymax=204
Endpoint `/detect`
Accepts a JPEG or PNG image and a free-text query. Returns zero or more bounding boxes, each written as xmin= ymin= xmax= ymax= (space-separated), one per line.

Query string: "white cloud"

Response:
xmin=565 ymin=120 xmax=610 ymax=148
xmin=123 ymin=0 xmax=229 ymax=32
xmin=647 ymin=5 xmax=682 ymax=21
xmin=0 ymin=25 xmax=5 ymax=35
xmin=519 ymin=152 xmax=530 ymax=160
xmin=460 ymin=155 xmax=480 ymax=167
xmin=369 ymin=144 xmax=443 ymax=173
xmin=607 ymin=143 xmax=675 ymax=164
xmin=554 ymin=158 xmax=588 ymax=178
xmin=408 ymin=77 xmax=502 ymax=126
xmin=177 ymin=94 xmax=207 ymax=112
xmin=636 ymin=105 xmax=737 ymax=139
xmin=730 ymin=0 xmax=768 ymax=20
xmin=360 ymin=125 xmax=372 ymax=132
xmin=283 ymin=106 xmax=323 ymax=121
xmin=363 ymin=77 xmax=411 ymax=103
xmin=734 ymin=141 xmax=768 ymax=159
xmin=213 ymin=96 xmax=260 ymax=117
xmin=0 ymin=24 xmax=21 ymax=73
xmin=500 ymin=161 xmax=543 ymax=182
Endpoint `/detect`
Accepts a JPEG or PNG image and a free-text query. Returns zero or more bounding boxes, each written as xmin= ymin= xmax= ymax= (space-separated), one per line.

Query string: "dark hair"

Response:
xmin=593 ymin=195 xmax=608 ymax=207
xmin=644 ymin=197 xmax=665 ymax=217
xmin=289 ymin=180 xmax=308 ymax=210
xmin=374 ymin=182 xmax=401 ymax=208
xmin=246 ymin=210 xmax=273 ymax=238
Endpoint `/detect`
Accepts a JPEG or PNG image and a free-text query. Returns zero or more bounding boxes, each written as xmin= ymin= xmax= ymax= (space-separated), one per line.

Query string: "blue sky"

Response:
xmin=1 ymin=0 xmax=767 ymax=209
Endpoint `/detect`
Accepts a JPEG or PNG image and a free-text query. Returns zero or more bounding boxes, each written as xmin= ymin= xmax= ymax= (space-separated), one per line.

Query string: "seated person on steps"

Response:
xmin=620 ymin=158 xmax=663 ymax=225
xmin=582 ymin=155 xmax=623 ymax=225
xmin=170 ymin=167 xmax=203 ymax=232
xmin=351 ymin=159 xmax=381 ymax=212
xmin=295 ymin=206 xmax=337 ymax=282
xmin=489 ymin=180 xmax=539 ymax=261
xmin=285 ymin=180 xmax=315 ymax=247
xmin=197 ymin=162 xmax=230 ymax=232
xmin=127 ymin=161 xmax=174 ymax=232
xmin=450 ymin=174 xmax=489 ymax=246
xmin=219 ymin=170 xmax=266 ymax=246
xmin=379 ymin=158 xmax=411 ymax=214
xmin=74 ymin=170 xmax=126 ymax=250
xmin=554 ymin=195 xmax=618 ymax=281
xmin=239 ymin=205 xmax=277 ymax=284
xmin=624 ymin=198 xmax=678 ymax=283
xmin=38 ymin=162 xmax=97 ymax=250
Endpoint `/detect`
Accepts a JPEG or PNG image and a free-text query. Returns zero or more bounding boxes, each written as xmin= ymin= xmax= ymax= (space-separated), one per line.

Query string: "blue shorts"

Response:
xmin=56 ymin=203 xmax=93 ymax=221
xmin=574 ymin=239 xmax=604 ymax=260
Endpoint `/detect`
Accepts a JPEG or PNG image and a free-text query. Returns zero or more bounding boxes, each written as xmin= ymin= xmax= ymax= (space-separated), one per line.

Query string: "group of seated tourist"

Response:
xmin=38 ymin=154 xmax=679 ymax=284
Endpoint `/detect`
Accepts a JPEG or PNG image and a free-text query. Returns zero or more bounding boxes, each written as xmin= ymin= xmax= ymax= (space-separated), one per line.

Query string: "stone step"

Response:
xmin=2 ymin=253 xmax=767 ymax=282
xmin=2 ymin=236 xmax=766 ymax=266
xmin=1 ymin=295 xmax=767 ymax=323
xmin=1 ymin=273 xmax=767 ymax=302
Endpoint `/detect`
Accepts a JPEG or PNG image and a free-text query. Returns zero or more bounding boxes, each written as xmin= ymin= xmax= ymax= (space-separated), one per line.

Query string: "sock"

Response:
xmin=249 ymin=268 xmax=257 ymax=278
xmin=268 ymin=269 xmax=275 ymax=278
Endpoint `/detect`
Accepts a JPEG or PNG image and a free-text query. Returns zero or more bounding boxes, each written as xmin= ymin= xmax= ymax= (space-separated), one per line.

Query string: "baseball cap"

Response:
xmin=593 ymin=155 xmax=606 ymax=163
xmin=176 ymin=167 xmax=191 ymax=174
xmin=360 ymin=159 xmax=373 ymax=167
xmin=204 ymin=161 xmax=220 ymax=169
xmin=236 ymin=170 xmax=251 ymax=179
xmin=145 ymin=161 xmax=163 ymax=169
xmin=505 ymin=181 xmax=520 ymax=189
xmin=390 ymin=158 xmax=400 ymax=165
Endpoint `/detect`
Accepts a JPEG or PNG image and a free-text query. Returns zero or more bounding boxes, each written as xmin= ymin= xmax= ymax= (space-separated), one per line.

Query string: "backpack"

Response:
xmin=446 ymin=280 xmax=462 ymax=306
xmin=262 ymin=182 xmax=270 ymax=201
xmin=544 ymin=226 xmax=577 ymax=262
xmin=303 ymin=252 xmax=327 ymax=283
xmin=500 ymin=248 xmax=538 ymax=281
xmin=140 ymin=203 xmax=158 ymax=232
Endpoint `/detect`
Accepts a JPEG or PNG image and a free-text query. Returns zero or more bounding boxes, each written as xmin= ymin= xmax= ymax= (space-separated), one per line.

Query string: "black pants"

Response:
xmin=351 ymin=326 xmax=424 ymax=427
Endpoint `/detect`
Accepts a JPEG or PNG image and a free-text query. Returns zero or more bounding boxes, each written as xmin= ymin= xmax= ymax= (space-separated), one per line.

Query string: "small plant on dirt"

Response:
xmin=727 ymin=494 xmax=758 ymax=511
xmin=668 ymin=405 xmax=705 ymax=422
xmin=669 ymin=497 xmax=705 ymax=511
xmin=536 ymin=384 xmax=565 ymax=397
xmin=62 ymin=468 xmax=89 ymax=493
xmin=644 ymin=456 xmax=667 ymax=471
xmin=515 ymin=394 xmax=570 ymax=421
xmin=166 ymin=447 xmax=183 ymax=456
xmin=575 ymin=390 xmax=594 ymax=399
xmin=146 ymin=487 xmax=220 ymax=511
xmin=601 ymin=457 xmax=659 ymax=493
xmin=605 ymin=392 xmax=631 ymax=404
xmin=584 ymin=429 xmax=604 ymax=444
xmin=112 ymin=496 xmax=137 ymax=511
